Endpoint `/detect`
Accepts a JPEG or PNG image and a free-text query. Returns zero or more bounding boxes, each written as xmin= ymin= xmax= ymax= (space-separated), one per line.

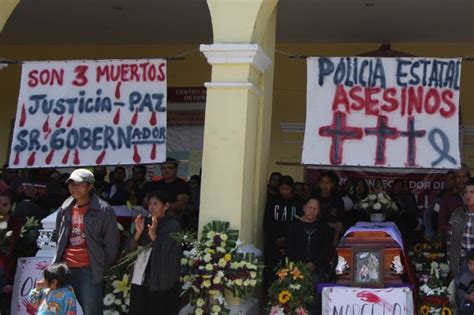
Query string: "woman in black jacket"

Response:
xmin=285 ymin=197 xmax=330 ymax=282
xmin=128 ymin=190 xmax=181 ymax=315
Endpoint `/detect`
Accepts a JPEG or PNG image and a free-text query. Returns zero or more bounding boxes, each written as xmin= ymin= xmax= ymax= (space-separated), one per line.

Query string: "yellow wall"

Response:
xmin=0 ymin=43 xmax=473 ymax=177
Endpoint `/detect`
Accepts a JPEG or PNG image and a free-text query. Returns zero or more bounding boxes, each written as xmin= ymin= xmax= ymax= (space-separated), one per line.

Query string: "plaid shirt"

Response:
xmin=461 ymin=212 xmax=474 ymax=258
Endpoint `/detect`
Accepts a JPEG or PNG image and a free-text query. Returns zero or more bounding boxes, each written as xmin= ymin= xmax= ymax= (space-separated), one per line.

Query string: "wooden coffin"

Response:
xmin=335 ymin=230 xmax=404 ymax=286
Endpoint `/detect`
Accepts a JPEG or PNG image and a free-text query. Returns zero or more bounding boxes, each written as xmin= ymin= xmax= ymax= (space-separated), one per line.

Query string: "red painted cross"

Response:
xmin=319 ymin=111 xmax=363 ymax=165
xmin=364 ymin=115 xmax=399 ymax=166
xmin=400 ymin=116 xmax=426 ymax=167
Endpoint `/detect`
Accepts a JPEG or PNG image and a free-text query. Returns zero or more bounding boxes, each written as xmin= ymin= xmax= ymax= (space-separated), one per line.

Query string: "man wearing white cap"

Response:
xmin=53 ymin=168 xmax=119 ymax=315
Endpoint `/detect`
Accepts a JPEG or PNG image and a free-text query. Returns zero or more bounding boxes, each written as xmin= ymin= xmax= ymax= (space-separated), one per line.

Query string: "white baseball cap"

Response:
xmin=67 ymin=168 xmax=95 ymax=184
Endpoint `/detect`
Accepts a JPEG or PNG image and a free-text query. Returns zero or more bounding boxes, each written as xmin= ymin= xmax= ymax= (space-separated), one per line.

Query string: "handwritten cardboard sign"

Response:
xmin=11 ymin=257 xmax=44 ymax=315
xmin=322 ymin=287 xmax=413 ymax=315
xmin=302 ymin=57 xmax=461 ymax=169
xmin=9 ymin=59 xmax=167 ymax=168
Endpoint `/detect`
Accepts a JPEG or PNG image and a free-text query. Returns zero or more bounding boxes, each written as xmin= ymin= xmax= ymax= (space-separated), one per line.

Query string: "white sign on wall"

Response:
xmin=9 ymin=59 xmax=167 ymax=168
xmin=322 ymin=287 xmax=413 ymax=315
xmin=302 ymin=57 xmax=461 ymax=169
xmin=11 ymin=257 xmax=51 ymax=315
xmin=11 ymin=257 xmax=84 ymax=315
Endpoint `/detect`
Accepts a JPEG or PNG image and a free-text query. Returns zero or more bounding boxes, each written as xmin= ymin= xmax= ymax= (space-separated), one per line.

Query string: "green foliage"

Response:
xmin=266 ymin=260 xmax=314 ymax=315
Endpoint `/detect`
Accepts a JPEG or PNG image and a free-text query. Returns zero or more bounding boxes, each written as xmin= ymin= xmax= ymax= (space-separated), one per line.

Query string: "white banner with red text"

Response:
xmin=322 ymin=286 xmax=414 ymax=315
xmin=11 ymin=257 xmax=85 ymax=315
xmin=303 ymin=57 xmax=461 ymax=169
xmin=9 ymin=59 xmax=167 ymax=168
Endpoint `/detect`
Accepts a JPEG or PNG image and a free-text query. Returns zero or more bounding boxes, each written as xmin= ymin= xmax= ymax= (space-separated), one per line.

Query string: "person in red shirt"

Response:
xmin=62 ymin=202 xmax=89 ymax=268
xmin=53 ymin=169 xmax=119 ymax=315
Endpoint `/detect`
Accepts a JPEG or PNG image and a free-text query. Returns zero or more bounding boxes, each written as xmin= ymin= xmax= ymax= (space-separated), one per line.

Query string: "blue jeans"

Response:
xmin=70 ymin=267 xmax=104 ymax=315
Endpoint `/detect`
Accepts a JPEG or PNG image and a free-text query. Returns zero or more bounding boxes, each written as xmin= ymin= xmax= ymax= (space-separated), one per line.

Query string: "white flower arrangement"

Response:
xmin=355 ymin=192 xmax=398 ymax=214
xmin=175 ymin=221 xmax=263 ymax=314
xmin=103 ymin=232 xmax=152 ymax=314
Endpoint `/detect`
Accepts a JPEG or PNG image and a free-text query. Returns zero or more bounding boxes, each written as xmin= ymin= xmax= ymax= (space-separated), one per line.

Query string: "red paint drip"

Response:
xmin=150 ymin=143 xmax=157 ymax=160
xmin=356 ymin=291 xmax=381 ymax=304
xmin=27 ymin=152 xmax=36 ymax=166
xmin=45 ymin=150 xmax=55 ymax=164
xmin=73 ymin=149 xmax=80 ymax=165
xmin=131 ymin=109 xmax=139 ymax=126
xmin=149 ymin=112 xmax=157 ymax=126
xmin=42 ymin=116 xmax=50 ymax=132
xmin=19 ymin=104 xmax=27 ymax=127
xmin=62 ymin=150 xmax=70 ymax=164
xmin=115 ymin=81 xmax=122 ymax=99
xmin=13 ymin=152 xmax=20 ymax=165
xmin=133 ymin=145 xmax=141 ymax=163
xmin=43 ymin=115 xmax=51 ymax=139
xmin=67 ymin=115 xmax=74 ymax=128
xmin=96 ymin=150 xmax=106 ymax=164
xmin=113 ymin=108 xmax=121 ymax=125
xmin=55 ymin=116 xmax=64 ymax=128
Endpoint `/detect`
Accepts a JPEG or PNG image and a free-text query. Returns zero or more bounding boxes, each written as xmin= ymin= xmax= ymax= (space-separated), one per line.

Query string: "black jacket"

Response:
xmin=263 ymin=196 xmax=303 ymax=246
xmin=285 ymin=217 xmax=330 ymax=269
xmin=53 ymin=194 xmax=120 ymax=284
xmin=128 ymin=215 xmax=181 ymax=291
xmin=315 ymin=193 xmax=345 ymax=224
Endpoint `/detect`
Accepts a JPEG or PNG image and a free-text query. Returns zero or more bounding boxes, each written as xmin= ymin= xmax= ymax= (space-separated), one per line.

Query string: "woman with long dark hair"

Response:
xmin=351 ymin=179 xmax=369 ymax=204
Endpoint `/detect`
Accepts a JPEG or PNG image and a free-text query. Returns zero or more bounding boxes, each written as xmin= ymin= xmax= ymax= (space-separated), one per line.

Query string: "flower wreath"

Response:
xmin=267 ymin=260 xmax=314 ymax=315
xmin=175 ymin=221 xmax=263 ymax=315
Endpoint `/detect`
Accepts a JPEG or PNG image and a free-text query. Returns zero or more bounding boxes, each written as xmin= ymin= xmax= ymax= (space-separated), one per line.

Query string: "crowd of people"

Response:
xmin=0 ymin=159 xmax=200 ymax=315
xmin=262 ymin=165 xmax=474 ymax=314
xmin=1 ymin=159 xmax=474 ymax=314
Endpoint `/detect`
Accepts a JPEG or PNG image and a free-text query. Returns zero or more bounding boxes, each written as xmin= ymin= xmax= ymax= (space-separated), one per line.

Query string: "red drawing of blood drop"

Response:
xmin=45 ymin=150 xmax=55 ymax=164
xmin=131 ymin=109 xmax=139 ymax=126
xmin=149 ymin=112 xmax=157 ymax=126
xmin=67 ymin=115 xmax=74 ymax=128
xmin=73 ymin=149 xmax=80 ymax=165
xmin=19 ymin=104 xmax=27 ymax=127
xmin=113 ymin=108 xmax=121 ymax=125
xmin=150 ymin=143 xmax=156 ymax=160
xmin=62 ymin=150 xmax=70 ymax=164
xmin=55 ymin=116 xmax=64 ymax=128
xmin=115 ymin=81 xmax=122 ymax=99
xmin=42 ymin=116 xmax=50 ymax=132
xmin=27 ymin=152 xmax=36 ymax=166
xmin=13 ymin=152 xmax=20 ymax=165
xmin=96 ymin=150 xmax=106 ymax=164
xmin=43 ymin=116 xmax=52 ymax=139
xmin=133 ymin=145 xmax=141 ymax=163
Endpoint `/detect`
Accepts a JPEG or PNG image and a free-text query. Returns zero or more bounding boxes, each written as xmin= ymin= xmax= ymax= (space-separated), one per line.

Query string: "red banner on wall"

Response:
xmin=305 ymin=167 xmax=448 ymax=214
